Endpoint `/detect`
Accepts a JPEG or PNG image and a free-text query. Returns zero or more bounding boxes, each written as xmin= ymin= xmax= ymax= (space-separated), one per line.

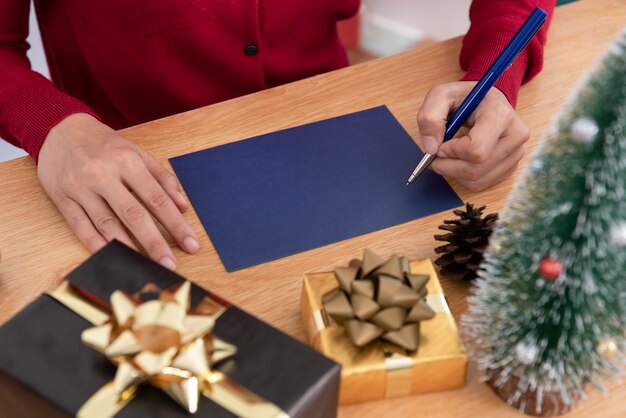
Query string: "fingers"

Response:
xmin=78 ymin=193 xmax=137 ymax=251
xmin=460 ymin=163 xmax=520 ymax=193
xmin=57 ymin=198 xmax=107 ymax=253
xmin=432 ymin=117 xmax=527 ymax=181
xmin=436 ymin=102 xmax=515 ymax=163
xmin=100 ymin=184 xmax=178 ymax=270
xmin=432 ymin=145 xmax=524 ymax=192
xmin=124 ymin=168 xmax=200 ymax=254
xmin=417 ymin=84 xmax=463 ymax=154
xmin=138 ymin=149 xmax=189 ymax=212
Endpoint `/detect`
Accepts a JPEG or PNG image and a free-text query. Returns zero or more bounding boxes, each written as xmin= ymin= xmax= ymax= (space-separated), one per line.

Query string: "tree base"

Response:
xmin=487 ymin=368 xmax=583 ymax=417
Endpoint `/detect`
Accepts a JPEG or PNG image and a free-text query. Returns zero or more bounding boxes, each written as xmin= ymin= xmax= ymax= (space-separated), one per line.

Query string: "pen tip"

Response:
xmin=405 ymin=182 xmax=410 ymax=187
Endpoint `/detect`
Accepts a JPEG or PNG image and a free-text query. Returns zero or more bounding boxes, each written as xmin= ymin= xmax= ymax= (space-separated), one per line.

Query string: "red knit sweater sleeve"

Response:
xmin=0 ymin=1 xmax=98 ymax=162
xmin=460 ymin=0 xmax=556 ymax=107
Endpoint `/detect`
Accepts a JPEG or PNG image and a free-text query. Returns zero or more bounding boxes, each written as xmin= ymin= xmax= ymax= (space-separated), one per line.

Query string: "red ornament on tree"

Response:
xmin=538 ymin=257 xmax=562 ymax=280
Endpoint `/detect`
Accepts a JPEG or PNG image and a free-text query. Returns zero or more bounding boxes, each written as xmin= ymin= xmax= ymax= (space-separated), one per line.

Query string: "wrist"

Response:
xmin=46 ymin=113 xmax=101 ymax=140
xmin=39 ymin=113 xmax=102 ymax=164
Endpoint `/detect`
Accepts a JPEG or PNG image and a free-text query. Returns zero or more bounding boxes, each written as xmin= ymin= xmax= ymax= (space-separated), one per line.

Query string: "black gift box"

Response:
xmin=0 ymin=241 xmax=340 ymax=418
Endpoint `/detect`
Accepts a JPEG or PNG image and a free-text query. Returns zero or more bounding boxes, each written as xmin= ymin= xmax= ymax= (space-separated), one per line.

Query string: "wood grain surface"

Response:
xmin=0 ymin=1 xmax=624 ymax=416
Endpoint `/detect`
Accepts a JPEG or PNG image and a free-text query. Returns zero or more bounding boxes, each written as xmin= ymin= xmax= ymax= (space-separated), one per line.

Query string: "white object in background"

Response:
xmin=360 ymin=7 xmax=425 ymax=57
xmin=0 ymin=2 xmax=49 ymax=162
xmin=363 ymin=0 xmax=471 ymax=42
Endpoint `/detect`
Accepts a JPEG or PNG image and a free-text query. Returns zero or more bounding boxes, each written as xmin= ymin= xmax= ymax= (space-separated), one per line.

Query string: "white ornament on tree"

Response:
xmin=515 ymin=341 xmax=539 ymax=365
xmin=610 ymin=222 xmax=626 ymax=246
xmin=570 ymin=117 xmax=599 ymax=143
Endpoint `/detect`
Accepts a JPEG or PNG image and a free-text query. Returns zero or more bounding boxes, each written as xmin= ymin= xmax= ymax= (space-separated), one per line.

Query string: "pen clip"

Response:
xmin=507 ymin=22 xmax=546 ymax=70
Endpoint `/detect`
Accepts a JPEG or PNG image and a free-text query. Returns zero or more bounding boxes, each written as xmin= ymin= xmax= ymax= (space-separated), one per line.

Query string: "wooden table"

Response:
xmin=1 ymin=0 xmax=624 ymax=416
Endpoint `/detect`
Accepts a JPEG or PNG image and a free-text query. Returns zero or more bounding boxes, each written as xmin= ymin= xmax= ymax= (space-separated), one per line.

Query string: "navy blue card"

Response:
xmin=170 ymin=106 xmax=462 ymax=271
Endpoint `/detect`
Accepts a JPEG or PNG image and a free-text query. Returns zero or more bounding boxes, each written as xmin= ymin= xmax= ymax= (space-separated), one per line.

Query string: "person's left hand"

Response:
xmin=416 ymin=81 xmax=530 ymax=192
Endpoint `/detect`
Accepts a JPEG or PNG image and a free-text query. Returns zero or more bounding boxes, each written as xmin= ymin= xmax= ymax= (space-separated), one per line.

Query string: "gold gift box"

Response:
xmin=301 ymin=258 xmax=467 ymax=404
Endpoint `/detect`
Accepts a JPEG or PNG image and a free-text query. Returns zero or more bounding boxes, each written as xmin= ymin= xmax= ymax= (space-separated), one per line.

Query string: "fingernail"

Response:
xmin=184 ymin=236 xmax=200 ymax=253
xmin=437 ymin=150 xmax=448 ymax=158
xmin=178 ymin=191 xmax=187 ymax=205
xmin=421 ymin=136 xmax=438 ymax=154
xmin=159 ymin=256 xmax=176 ymax=271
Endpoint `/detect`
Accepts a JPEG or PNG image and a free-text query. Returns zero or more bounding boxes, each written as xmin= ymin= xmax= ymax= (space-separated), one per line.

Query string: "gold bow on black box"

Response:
xmin=48 ymin=280 xmax=289 ymax=418
xmin=81 ymin=281 xmax=235 ymax=413
xmin=322 ymin=249 xmax=436 ymax=351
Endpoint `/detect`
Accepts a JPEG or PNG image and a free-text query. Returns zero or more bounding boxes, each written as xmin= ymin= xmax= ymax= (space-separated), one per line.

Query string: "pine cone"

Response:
xmin=322 ymin=249 xmax=436 ymax=351
xmin=434 ymin=203 xmax=498 ymax=281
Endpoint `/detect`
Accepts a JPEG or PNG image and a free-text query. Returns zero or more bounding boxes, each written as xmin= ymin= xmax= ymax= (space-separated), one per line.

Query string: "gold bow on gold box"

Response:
xmin=322 ymin=249 xmax=436 ymax=351
xmin=301 ymin=250 xmax=468 ymax=405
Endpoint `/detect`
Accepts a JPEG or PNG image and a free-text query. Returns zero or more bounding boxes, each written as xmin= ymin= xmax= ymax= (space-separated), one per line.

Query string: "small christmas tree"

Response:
xmin=464 ymin=29 xmax=626 ymax=416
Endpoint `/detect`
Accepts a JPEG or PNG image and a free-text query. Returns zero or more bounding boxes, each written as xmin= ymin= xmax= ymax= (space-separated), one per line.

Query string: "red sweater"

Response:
xmin=0 ymin=0 xmax=554 ymax=162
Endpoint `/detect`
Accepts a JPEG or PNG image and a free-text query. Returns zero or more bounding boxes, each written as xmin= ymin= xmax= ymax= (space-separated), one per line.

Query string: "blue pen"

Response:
xmin=406 ymin=7 xmax=548 ymax=186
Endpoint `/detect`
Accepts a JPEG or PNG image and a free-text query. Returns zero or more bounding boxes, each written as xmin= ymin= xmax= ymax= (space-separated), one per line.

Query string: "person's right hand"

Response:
xmin=37 ymin=113 xmax=200 ymax=270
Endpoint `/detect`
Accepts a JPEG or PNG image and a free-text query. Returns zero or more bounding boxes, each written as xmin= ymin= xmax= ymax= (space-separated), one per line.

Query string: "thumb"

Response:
xmin=416 ymin=85 xmax=457 ymax=155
